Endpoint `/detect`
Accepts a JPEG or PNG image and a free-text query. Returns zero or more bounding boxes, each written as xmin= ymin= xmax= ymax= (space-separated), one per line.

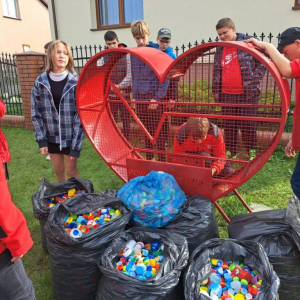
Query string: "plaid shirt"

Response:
xmin=31 ymin=72 xmax=84 ymax=157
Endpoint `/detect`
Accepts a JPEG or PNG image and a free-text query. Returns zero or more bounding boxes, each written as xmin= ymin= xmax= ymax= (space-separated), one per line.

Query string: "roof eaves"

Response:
xmin=39 ymin=0 xmax=48 ymax=8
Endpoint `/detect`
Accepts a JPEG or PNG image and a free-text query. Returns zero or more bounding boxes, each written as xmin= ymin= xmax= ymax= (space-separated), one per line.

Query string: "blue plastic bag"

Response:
xmin=117 ymin=171 xmax=186 ymax=227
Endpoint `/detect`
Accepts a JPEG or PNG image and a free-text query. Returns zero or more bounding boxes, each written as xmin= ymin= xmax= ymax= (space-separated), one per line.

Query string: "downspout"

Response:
xmin=51 ymin=0 xmax=59 ymax=39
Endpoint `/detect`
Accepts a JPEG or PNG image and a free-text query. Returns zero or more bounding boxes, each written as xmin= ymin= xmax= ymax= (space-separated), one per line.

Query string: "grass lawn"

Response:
xmin=2 ymin=126 xmax=296 ymax=300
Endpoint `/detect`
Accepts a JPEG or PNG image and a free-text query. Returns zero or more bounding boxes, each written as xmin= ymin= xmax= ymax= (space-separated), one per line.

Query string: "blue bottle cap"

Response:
xmin=145 ymin=271 xmax=152 ymax=278
xmin=136 ymin=266 xmax=145 ymax=275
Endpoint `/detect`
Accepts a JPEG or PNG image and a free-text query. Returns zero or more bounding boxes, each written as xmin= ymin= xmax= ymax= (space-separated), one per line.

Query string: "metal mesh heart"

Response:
xmin=76 ymin=42 xmax=289 ymax=203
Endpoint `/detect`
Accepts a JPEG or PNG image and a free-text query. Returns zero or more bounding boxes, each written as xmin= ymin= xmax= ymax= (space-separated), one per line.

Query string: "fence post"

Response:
xmin=14 ymin=51 xmax=45 ymax=129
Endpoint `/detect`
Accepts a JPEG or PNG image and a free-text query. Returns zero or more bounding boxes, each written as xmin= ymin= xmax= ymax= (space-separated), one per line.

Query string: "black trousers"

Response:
xmin=221 ymin=93 xmax=258 ymax=156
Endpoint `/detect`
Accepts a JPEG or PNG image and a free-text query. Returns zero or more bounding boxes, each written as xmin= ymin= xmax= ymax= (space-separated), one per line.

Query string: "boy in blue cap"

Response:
xmin=148 ymin=28 xmax=176 ymax=59
xmin=147 ymin=28 xmax=179 ymax=158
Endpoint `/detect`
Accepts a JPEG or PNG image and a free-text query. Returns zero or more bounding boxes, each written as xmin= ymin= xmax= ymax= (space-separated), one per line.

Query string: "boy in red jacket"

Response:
xmin=245 ymin=27 xmax=300 ymax=200
xmin=0 ymin=98 xmax=11 ymax=179
xmin=0 ymin=166 xmax=36 ymax=299
xmin=172 ymin=117 xmax=234 ymax=177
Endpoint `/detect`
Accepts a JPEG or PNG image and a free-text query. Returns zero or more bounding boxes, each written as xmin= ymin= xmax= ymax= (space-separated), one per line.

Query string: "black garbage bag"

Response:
xmin=98 ymin=189 xmax=117 ymax=197
xmin=183 ymin=238 xmax=279 ymax=300
xmin=96 ymin=227 xmax=189 ymax=300
xmin=163 ymin=195 xmax=219 ymax=254
xmin=127 ymin=195 xmax=219 ymax=253
xmin=32 ymin=177 xmax=94 ymax=252
xmin=228 ymin=195 xmax=300 ymax=299
xmin=44 ymin=193 xmax=132 ymax=300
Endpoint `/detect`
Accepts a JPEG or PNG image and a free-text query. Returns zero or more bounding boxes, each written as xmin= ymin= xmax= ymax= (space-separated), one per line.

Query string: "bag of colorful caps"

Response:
xmin=32 ymin=177 xmax=94 ymax=252
xmin=183 ymin=238 xmax=279 ymax=300
xmin=228 ymin=195 xmax=300 ymax=299
xmin=96 ymin=227 xmax=189 ymax=300
xmin=44 ymin=192 xmax=131 ymax=300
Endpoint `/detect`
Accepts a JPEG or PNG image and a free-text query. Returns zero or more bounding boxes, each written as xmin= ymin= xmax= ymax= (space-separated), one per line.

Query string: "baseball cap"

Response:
xmin=157 ymin=28 xmax=171 ymax=39
xmin=118 ymin=43 xmax=127 ymax=48
xmin=277 ymin=27 xmax=300 ymax=52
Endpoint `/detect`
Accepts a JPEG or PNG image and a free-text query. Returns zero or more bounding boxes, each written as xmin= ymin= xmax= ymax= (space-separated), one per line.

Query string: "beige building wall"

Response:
xmin=0 ymin=0 xmax=51 ymax=54
xmin=144 ymin=0 xmax=300 ymax=50
xmin=48 ymin=0 xmax=300 ymax=50
xmin=47 ymin=0 xmax=135 ymax=49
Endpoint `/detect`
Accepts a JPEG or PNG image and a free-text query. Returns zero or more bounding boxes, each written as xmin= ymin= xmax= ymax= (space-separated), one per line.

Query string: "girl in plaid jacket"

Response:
xmin=31 ymin=40 xmax=84 ymax=182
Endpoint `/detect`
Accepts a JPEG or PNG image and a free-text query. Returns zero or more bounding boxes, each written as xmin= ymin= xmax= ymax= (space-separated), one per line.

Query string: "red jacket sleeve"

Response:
xmin=0 ymin=168 xmax=33 ymax=257
xmin=0 ymin=99 xmax=6 ymax=117
xmin=291 ymin=59 xmax=300 ymax=79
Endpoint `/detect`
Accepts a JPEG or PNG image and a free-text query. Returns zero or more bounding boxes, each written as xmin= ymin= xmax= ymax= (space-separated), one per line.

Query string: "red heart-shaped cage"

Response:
xmin=77 ymin=42 xmax=290 ymax=220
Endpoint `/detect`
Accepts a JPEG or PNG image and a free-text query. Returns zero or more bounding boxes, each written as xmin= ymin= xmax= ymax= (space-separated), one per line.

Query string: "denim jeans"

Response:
xmin=291 ymin=153 xmax=300 ymax=199
xmin=0 ymin=260 xmax=36 ymax=300
xmin=136 ymin=102 xmax=168 ymax=161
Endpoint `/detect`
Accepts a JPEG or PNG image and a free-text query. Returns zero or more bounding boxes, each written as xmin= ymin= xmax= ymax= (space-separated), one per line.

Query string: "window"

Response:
xmin=2 ymin=0 xmax=19 ymax=18
xmin=96 ymin=0 xmax=143 ymax=28
xmin=293 ymin=0 xmax=300 ymax=9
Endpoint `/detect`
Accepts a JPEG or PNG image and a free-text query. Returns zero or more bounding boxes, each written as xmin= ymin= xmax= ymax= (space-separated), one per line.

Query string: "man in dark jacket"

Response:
xmin=212 ymin=18 xmax=266 ymax=161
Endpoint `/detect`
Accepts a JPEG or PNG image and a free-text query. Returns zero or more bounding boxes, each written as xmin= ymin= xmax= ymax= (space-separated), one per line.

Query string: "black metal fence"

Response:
xmin=70 ymin=32 xmax=294 ymax=132
xmin=0 ymin=31 xmax=294 ymax=130
xmin=0 ymin=52 xmax=22 ymax=115
xmin=70 ymin=32 xmax=280 ymax=71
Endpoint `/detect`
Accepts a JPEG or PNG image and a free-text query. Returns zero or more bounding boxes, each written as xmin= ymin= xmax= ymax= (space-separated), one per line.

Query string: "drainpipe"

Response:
xmin=51 ymin=0 xmax=59 ymax=39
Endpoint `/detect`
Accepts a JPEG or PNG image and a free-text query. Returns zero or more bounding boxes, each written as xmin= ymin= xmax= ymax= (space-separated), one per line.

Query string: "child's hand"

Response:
xmin=285 ymin=138 xmax=296 ymax=158
xmin=168 ymin=99 xmax=176 ymax=109
xmin=212 ymin=168 xmax=217 ymax=176
xmin=244 ymin=38 xmax=267 ymax=52
xmin=40 ymin=147 xmax=48 ymax=155
xmin=11 ymin=254 xmax=24 ymax=263
xmin=213 ymin=94 xmax=219 ymax=101
xmin=148 ymin=99 xmax=158 ymax=110
xmin=131 ymin=99 xmax=136 ymax=110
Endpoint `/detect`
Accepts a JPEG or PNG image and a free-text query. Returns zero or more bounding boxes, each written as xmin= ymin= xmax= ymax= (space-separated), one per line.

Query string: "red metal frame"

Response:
xmin=77 ymin=42 xmax=290 ymax=222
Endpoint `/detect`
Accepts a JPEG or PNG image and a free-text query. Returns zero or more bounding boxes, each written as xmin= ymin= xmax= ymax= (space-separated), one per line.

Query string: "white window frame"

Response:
xmin=2 ymin=0 xmax=19 ymax=19
xmin=95 ymin=0 xmax=143 ymax=29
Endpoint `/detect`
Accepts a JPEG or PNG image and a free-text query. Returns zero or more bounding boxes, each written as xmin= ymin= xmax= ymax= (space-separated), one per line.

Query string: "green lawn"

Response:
xmin=2 ymin=126 xmax=296 ymax=300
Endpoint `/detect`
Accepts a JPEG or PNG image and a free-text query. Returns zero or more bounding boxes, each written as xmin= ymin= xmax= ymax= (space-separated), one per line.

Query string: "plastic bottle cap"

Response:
xmin=70 ymin=228 xmax=82 ymax=238
xmin=135 ymin=266 xmax=145 ymax=275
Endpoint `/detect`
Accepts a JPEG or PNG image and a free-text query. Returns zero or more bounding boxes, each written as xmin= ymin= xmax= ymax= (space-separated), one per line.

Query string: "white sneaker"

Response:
xmin=46 ymin=155 xmax=51 ymax=161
